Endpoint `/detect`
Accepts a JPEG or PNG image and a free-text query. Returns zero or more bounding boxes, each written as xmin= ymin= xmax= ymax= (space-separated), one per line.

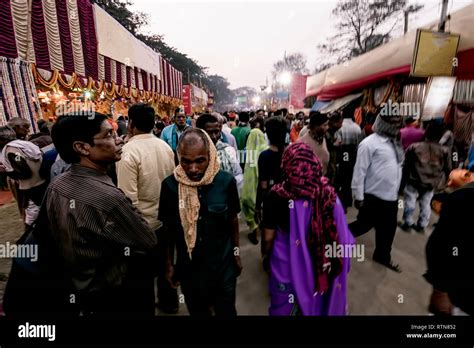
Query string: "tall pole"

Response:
xmin=438 ymin=0 xmax=449 ymax=32
xmin=404 ymin=10 xmax=409 ymax=34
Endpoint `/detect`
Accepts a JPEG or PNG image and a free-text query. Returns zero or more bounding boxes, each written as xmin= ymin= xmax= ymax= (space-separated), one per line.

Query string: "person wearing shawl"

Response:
xmin=1 ymin=126 xmax=48 ymax=230
xmin=261 ymin=142 xmax=354 ymax=315
xmin=158 ymin=128 xmax=242 ymax=317
xmin=241 ymin=118 xmax=269 ymax=244
xmin=297 ymin=111 xmax=330 ymax=175
xmin=349 ymin=113 xmax=404 ymax=272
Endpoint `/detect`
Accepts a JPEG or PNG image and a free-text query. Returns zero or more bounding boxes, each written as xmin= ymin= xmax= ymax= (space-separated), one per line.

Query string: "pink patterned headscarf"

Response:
xmin=271 ymin=142 xmax=342 ymax=293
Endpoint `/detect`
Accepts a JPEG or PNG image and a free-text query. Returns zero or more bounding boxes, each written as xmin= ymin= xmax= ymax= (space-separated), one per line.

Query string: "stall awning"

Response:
xmin=311 ymin=100 xmax=332 ymax=112
xmin=305 ymin=3 xmax=474 ymax=100
xmin=319 ymin=93 xmax=362 ymax=114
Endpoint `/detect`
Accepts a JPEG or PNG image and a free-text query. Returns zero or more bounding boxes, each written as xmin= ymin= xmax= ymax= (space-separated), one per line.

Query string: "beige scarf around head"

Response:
xmin=173 ymin=129 xmax=221 ymax=259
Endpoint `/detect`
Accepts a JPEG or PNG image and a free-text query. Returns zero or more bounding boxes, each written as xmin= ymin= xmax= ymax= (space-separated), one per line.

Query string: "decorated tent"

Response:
xmin=0 ymin=0 xmax=183 ymax=128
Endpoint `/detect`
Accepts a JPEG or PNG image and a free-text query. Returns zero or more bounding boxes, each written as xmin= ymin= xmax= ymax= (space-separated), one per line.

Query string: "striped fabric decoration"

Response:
xmin=141 ymin=70 xmax=148 ymax=91
xmin=178 ymin=71 xmax=182 ymax=99
xmin=110 ymin=59 xmax=117 ymax=84
xmin=148 ymin=72 xmax=152 ymax=92
xmin=164 ymin=60 xmax=169 ymax=96
xmin=43 ymin=0 xmax=64 ymax=72
xmin=55 ymin=0 xmax=75 ymax=74
xmin=170 ymin=66 xmax=175 ymax=97
xmin=126 ymin=66 xmax=132 ymax=87
xmin=158 ymin=56 xmax=163 ymax=94
xmin=0 ymin=57 xmax=41 ymax=129
xmin=130 ymin=66 xmax=136 ymax=89
xmin=104 ymin=56 xmax=111 ymax=83
xmin=0 ymin=0 xmax=183 ymax=99
xmin=66 ymin=0 xmax=86 ymax=76
xmin=10 ymin=0 xmax=28 ymax=61
xmin=1 ymin=0 xmax=95 ymax=77
xmin=161 ymin=56 xmax=165 ymax=94
xmin=168 ymin=65 xmax=172 ymax=97
xmin=137 ymin=68 xmax=143 ymax=90
xmin=98 ymin=54 xmax=105 ymax=81
xmin=120 ymin=63 xmax=126 ymax=87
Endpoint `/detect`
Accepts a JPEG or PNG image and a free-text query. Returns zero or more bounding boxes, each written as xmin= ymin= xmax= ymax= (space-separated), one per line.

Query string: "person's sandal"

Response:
xmin=373 ymin=258 xmax=402 ymax=273
xmin=247 ymin=229 xmax=259 ymax=245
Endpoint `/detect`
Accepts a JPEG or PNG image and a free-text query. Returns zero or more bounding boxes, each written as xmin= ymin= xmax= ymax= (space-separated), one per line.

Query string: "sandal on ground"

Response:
xmin=373 ymin=257 xmax=402 ymax=273
xmin=247 ymin=229 xmax=259 ymax=245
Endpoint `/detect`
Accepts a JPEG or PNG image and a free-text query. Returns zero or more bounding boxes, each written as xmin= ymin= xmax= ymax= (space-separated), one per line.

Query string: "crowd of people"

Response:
xmin=0 ymin=102 xmax=473 ymax=317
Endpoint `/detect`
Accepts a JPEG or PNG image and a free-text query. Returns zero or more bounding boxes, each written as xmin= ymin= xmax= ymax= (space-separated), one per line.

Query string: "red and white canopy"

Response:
xmin=306 ymin=4 xmax=474 ymax=100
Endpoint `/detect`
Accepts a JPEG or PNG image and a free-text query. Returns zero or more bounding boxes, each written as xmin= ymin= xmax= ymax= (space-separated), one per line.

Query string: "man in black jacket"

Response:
xmin=425 ymin=181 xmax=474 ymax=315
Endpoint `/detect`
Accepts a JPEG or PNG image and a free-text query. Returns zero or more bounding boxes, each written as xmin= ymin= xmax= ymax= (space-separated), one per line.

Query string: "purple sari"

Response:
xmin=269 ymin=197 xmax=355 ymax=316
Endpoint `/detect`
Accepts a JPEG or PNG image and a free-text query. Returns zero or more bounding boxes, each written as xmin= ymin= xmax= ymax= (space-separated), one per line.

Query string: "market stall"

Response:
xmin=0 ymin=0 xmax=183 ymax=130
xmin=305 ymin=3 xmax=473 ymax=146
xmin=306 ymin=4 xmax=474 ymax=101
xmin=183 ymin=84 xmax=209 ymax=114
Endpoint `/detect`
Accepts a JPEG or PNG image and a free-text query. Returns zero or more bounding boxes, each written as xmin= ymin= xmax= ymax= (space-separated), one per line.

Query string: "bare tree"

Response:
xmin=316 ymin=0 xmax=423 ymax=67
xmin=272 ymin=52 xmax=309 ymax=81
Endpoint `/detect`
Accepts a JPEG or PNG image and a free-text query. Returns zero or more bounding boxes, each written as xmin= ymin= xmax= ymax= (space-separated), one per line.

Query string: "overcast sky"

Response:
xmin=130 ymin=0 xmax=473 ymax=89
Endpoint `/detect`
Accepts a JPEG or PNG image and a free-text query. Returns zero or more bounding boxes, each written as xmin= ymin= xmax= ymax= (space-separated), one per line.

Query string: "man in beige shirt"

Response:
xmin=116 ymin=104 xmax=175 ymax=230
xmin=116 ymin=103 xmax=177 ymax=313
xmin=297 ymin=111 xmax=330 ymax=175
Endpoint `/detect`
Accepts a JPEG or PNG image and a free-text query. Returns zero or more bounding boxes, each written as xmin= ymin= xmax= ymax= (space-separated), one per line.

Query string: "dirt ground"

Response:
xmin=0 ymin=199 xmax=434 ymax=315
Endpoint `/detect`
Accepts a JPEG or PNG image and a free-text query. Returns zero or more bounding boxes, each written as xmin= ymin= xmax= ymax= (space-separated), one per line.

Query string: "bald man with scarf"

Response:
xmin=158 ymin=128 xmax=242 ymax=317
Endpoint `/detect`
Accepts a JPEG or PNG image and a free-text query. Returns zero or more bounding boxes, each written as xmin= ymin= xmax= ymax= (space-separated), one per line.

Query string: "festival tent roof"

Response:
xmin=306 ymin=4 xmax=474 ymax=100
xmin=318 ymin=92 xmax=363 ymax=114
xmin=94 ymin=4 xmax=162 ymax=79
xmin=310 ymin=100 xmax=331 ymax=112
xmin=0 ymin=0 xmax=182 ymax=100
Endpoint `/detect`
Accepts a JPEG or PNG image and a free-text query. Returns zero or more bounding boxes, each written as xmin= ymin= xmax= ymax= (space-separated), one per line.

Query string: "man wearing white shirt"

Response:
xmin=116 ymin=103 xmax=177 ymax=313
xmin=349 ymin=114 xmax=404 ymax=273
xmin=336 ymin=111 xmax=362 ymax=209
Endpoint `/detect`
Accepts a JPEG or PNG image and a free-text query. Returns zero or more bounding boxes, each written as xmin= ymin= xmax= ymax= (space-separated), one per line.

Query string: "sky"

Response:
xmin=130 ymin=0 xmax=473 ymax=90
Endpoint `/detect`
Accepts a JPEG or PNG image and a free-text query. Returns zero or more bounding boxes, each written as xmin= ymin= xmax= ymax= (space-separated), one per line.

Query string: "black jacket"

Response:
xmin=424 ymin=182 xmax=474 ymax=314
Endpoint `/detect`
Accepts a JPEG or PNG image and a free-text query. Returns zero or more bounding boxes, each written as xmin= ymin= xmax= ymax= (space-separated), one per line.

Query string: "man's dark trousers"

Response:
xmin=348 ymin=193 xmax=398 ymax=263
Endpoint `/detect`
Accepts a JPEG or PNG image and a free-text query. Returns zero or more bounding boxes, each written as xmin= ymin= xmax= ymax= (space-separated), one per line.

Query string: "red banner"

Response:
xmin=290 ymin=74 xmax=307 ymax=109
xmin=183 ymin=84 xmax=192 ymax=115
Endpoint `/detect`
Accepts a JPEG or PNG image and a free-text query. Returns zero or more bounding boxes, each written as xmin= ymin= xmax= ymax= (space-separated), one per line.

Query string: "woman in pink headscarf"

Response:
xmin=261 ymin=142 xmax=354 ymax=315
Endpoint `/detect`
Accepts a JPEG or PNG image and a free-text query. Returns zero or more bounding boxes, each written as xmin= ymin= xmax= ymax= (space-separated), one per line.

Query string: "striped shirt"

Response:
xmin=337 ymin=118 xmax=362 ymax=146
xmin=46 ymin=164 xmax=157 ymax=294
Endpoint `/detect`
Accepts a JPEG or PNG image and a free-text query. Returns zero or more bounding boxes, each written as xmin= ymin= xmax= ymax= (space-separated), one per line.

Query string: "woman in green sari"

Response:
xmin=241 ymin=117 xmax=268 ymax=244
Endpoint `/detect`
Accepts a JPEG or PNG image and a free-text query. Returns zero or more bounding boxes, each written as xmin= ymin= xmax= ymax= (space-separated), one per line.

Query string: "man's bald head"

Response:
xmin=177 ymin=129 xmax=211 ymax=181
xmin=177 ymin=128 xmax=210 ymax=154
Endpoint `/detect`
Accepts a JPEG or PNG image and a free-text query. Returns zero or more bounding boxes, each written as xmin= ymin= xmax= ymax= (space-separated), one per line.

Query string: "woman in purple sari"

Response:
xmin=261 ymin=142 xmax=354 ymax=316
